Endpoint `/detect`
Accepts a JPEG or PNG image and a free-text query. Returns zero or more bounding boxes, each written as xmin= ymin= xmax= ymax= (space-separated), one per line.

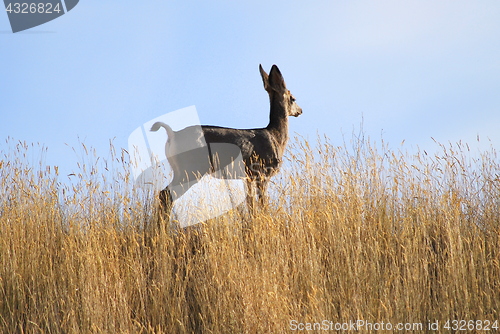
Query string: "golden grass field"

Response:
xmin=1 ymin=135 xmax=499 ymax=333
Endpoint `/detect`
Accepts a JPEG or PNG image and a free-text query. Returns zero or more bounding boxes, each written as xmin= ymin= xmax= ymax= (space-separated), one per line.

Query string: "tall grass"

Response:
xmin=0 ymin=135 xmax=499 ymax=333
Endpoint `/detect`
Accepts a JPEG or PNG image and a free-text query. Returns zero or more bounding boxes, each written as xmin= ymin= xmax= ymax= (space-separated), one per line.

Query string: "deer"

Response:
xmin=151 ymin=64 xmax=302 ymax=221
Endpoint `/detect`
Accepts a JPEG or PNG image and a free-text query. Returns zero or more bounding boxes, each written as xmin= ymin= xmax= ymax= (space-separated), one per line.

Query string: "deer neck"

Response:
xmin=266 ymin=93 xmax=289 ymax=146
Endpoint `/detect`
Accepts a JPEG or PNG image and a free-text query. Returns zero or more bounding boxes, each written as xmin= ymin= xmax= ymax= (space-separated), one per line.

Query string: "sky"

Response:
xmin=1 ymin=0 xmax=500 ymax=180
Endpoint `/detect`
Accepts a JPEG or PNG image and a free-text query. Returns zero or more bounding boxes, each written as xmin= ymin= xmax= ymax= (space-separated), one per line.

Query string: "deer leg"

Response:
xmin=256 ymin=177 xmax=269 ymax=208
xmin=159 ymin=188 xmax=173 ymax=221
xmin=245 ymin=179 xmax=256 ymax=215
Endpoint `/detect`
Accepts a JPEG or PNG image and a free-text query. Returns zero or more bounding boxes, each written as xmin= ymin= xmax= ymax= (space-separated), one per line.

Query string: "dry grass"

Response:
xmin=0 ymin=136 xmax=499 ymax=333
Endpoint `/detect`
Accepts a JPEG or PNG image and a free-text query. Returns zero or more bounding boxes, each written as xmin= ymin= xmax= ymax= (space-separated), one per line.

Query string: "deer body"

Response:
xmin=153 ymin=64 xmax=302 ymax=219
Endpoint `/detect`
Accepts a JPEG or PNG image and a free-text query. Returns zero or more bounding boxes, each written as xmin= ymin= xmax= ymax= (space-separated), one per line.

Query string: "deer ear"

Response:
xmin=259 ymin=64 xmax=270 ymax=92
xmin=268 ymin=65 xmax=286 ymax=92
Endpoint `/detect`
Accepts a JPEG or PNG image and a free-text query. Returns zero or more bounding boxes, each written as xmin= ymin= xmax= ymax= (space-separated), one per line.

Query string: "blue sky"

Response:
xmin=1 ymin=1 xmax=500 ymax=178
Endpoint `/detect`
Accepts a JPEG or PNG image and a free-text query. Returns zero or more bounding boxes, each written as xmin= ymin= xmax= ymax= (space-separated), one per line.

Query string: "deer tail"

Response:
xmin=150 ymin=122 xmax=175 ymax=138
